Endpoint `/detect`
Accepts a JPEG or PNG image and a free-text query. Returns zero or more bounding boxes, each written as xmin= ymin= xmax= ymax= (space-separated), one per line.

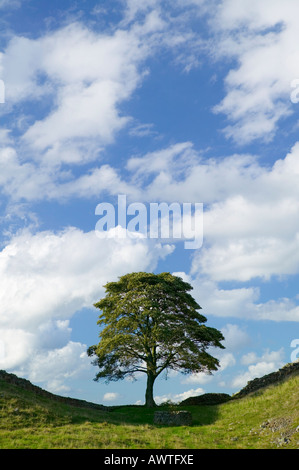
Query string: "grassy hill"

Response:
xmin=0 ymin=366 xmax=298 ymax=449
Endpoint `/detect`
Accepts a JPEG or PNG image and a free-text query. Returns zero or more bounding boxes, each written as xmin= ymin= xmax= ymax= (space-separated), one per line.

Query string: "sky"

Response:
xmin=0 ymin=0 xmax=299 ymax=406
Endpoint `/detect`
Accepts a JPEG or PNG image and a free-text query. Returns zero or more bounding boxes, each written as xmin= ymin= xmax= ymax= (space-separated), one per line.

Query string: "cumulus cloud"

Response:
xmin=240 ymin=349 xmax=285 ymax=366
xmin=181 ymin=351 xmax=236 ymax=386
xmin=1 ymin=21 xmax=149 ymax=166
xmin=221 ymin=324 xmax=251 ymax=351
xmin=123 ymin=141 xmax=299 ymax=288
xmin=0 ymin=226 xmax=172 ymax=381
xmin=231 ymin=348 xmax=285 ymax=389
xmin=187 ymin=275 xmax=299 ymax=322
xmin=51 ymin=139 xmax=297 ymax=321
xmin=181 ymin=371 xmax=213 ymax=385
xmin=219 ymin=352 xmax=236 ymax=370
xmin=0 ymin=328 xmax=35 ymax=370
xmin=103 ymin=392 xmax=121 ymax=402
xmin=119 ymin=0 xmax=299 ymax=144
xmin=0 ymin=146 xmax=143 ymax=203
xmin=0 ymin=7 xmax=206 ymax=209
xmin=155 ymin=387 xmax=204 ymax=404
xmin=0 ymin=227 xmax=150 ymax=328
xmin=121 ymin=0 xmax=163 ymax=25
xmin=0 ymin=0 xmax=21 ymax=9
xmin=16 ymin=341 xmax=92 ymax=394
xmin=208 ymin=0 xmax=299 ymax=144
xmin=0 ymin=4 xmax=200 ymax=171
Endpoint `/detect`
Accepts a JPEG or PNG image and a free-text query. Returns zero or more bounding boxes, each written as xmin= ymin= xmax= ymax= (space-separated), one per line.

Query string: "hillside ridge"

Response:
xmin=0 ymin=369 xmax=107 ymax=411
xmin=232 ymin=359 xmax=299 ymax=399
xmin=1 ymin=359 xmax=299 ymax=408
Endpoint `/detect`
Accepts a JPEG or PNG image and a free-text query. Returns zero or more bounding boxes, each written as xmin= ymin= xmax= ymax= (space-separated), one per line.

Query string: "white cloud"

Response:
xmin=28 ymin=26 xmax=144 ymax=164
xmin=123 ymin=139 xmax=299 ymax=320
xmin=103 ymin=392 xmax=120 ymax=402
xmin=189 ymin=275 xmax=299 ymax=322
xmin=240 ymin=351 xmax=259 ymax=366
xmin=194 ymin=236 xmax=299 ymax=282
xmin=1 ymin=20 xmax=158 ymax=167
xmin=181 ymin=351 xmax=236 ymax=386
xmin=188 ymin=276 xmax=260 ymax=318
xmin=0 ymin=226 xmax=172 ymax=374
xmin=181 ymin=372 xmax=213 ymax=385
xmin=0 ymin=228 xmax=169 ymax=328
xmin=0 ymin=146 xmax=56 ymax=202
xmin=125 ymin=145 xmax=262 ymax=204
xmin=36 ymin=320 xmax=72 ymax=351
xmin=0 ymin=328 xmax=35 ymax=370
xmin=231 ymin=348 xmax=285 ymax=389
xmin=121 ymin=0 xmax=163 ymax=25
xmin=0 ymin=4 xmax=201 ymax=168
xmin=0 ymin=11 xmax=205 ymax=207
xmin=17 ymin=341 xmax=92 ymax=394
xmin=0 ymin=0 xmax=21 ymax=10
xmin=2 ymin=0 xmax=299 ymax=202
xmin=126 ymin=142 xmax=196 ymax=182
xmin=221 ymin=324 xmax=251 ymax=351
xmin=219 ymin=352 xmax=236 ymax=370
xmin=241 ymin=349 xmax=285 ymax=366
xmin=125 ymin=141 xmax=299 ymax=285
xmin=0 ymin=146 xmax=142 ymax=203
xmin=208 ymin=0 xmax=299 ymax=144
xmin=155 ymin=387 xmax=204 ymax=404
xmin=0 ymin=129 xmax=12 ymax=145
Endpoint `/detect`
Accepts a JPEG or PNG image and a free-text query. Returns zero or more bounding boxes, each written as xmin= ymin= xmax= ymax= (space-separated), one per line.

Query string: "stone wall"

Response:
xmin=180 ymin=393 xmax=231 ymax=406
xmin=232 ymin=360 xmax=299 ymax=400
xmin=154 ymin=410 xmax=192 ymax=426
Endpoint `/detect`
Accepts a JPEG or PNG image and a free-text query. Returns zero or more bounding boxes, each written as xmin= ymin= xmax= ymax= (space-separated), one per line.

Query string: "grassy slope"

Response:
xmin=0 ymin=374 xmax=298 ymax=449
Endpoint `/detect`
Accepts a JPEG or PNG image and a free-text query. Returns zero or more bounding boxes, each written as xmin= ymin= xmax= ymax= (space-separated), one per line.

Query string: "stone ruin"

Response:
xmin=154 ymin=410 xmax=192 ymax=426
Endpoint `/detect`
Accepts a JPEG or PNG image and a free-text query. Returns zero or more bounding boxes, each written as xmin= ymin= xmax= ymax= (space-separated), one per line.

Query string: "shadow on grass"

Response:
xmin=105 ymin=404 xmax=220 ymax=427
xmin=0 ymin=378 xmax=221 ymax=429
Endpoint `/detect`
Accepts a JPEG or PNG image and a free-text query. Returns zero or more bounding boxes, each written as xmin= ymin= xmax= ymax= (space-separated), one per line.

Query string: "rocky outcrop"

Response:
xmin=154 ymin=410 xmax=192 ymax=426
xmin=232 ymin=360 xmax=299 ymax=400
xmin=180 ymin=393 xmax=231 ymax=406
xmin=0 ymin=370 xmax=108 ymax=411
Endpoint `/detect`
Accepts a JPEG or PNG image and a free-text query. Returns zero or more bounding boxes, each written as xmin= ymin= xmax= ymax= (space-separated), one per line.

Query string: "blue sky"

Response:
xmin=0 ymin=0 xmax=299 ymax=406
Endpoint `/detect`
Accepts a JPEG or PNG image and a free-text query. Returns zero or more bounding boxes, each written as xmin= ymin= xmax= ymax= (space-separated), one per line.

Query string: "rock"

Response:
xmin=259 ymin=416 xmax=297 ymax=447
xmin=276 ymin=437 xmax=290 ymax=447
xmin=154 ymin=410 xmax=192 ymax=426
xmin=260 ymin=417 xmax=292 ymax=433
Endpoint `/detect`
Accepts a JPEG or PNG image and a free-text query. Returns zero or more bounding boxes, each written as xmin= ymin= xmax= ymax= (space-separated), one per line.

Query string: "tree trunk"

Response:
xmin=145 ymin=371 xmax=156 ymax=407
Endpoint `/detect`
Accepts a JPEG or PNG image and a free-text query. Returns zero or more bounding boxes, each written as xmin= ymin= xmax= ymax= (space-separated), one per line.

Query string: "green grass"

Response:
xmin=0 ymin=375 xmax=298 ymax=449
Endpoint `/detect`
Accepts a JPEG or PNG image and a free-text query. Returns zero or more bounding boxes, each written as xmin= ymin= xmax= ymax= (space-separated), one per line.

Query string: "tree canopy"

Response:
xmin=87 ymin=272 xmax=225 ymax=407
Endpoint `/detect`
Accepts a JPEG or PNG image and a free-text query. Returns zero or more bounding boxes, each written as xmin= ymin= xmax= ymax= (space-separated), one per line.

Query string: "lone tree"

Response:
xmin=87 ymin=272 xmax=225 ymax=407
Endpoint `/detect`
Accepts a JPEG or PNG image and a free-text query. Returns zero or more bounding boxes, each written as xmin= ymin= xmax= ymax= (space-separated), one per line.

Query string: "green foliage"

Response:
xmin=87 ymin=272 xmax=225 ymax=406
